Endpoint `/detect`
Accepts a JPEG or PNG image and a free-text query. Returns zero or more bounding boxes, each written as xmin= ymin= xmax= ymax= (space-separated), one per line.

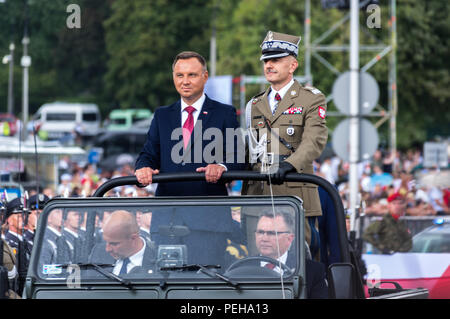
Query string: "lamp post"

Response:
xmin=0 ymin=1 xmax=14 ymax=115
xmin=2 ymin=43 xmax=15 ymax=115
xmin=21 ymin=36 xmax=31 ymax=140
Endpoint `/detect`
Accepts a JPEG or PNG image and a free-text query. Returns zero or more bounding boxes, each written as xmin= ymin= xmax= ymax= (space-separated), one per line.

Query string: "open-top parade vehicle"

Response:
xmin=23 ymin=171 xmax=429 ymax=299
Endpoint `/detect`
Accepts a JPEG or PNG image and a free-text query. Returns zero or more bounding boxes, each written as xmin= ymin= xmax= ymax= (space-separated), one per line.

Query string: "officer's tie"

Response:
xmin=119 ymin=257 xmax=130 ymax=275
xmin=182 ymin=106 xmax=196 ymax=149
xmin=272 ymin=93 xmax=281 ymax=115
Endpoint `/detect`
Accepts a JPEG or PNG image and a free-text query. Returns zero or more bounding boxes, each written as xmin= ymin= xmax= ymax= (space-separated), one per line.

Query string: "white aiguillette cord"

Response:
xmin=265 ymin=165 xmax=286 ymax=300
xmin=250 ymin=126 xmax=288 ymax=299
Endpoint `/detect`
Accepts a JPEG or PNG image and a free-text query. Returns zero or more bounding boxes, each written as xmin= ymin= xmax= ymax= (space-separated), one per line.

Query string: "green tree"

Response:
xmin=103 ymin=0 xmax=213 ymax=111
xmin=215 ymin=0 xmax=449 ymax=148
xmin=395 ymin=0 xmax=449 ymax=147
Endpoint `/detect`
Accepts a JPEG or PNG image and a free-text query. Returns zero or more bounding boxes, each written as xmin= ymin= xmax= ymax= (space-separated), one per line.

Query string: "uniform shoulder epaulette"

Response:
xmin=303 ymin=85 xmax=323 ymax=95
xmin=252 ymin=90 xmax=265 ymax=99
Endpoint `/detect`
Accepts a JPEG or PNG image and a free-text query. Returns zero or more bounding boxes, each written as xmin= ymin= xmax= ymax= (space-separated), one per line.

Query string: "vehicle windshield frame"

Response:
xmin=29 ymin=196 xmax=305 ymax=285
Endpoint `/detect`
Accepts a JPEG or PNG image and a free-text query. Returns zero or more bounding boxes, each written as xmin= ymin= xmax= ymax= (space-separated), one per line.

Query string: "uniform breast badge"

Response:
xmin=286 ymin=126 xmax=295 ymax=136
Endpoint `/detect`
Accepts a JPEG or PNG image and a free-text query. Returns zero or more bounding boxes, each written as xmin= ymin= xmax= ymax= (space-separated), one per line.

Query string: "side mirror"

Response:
xmin=327 ymin=263 xmax=355 ymax=299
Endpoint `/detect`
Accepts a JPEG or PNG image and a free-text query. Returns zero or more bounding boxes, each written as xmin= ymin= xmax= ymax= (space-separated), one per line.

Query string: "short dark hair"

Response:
xmin=172 ymin=51 xmax=207 ymax=72
xmin=258 ymin=209 xmax=295 ymax=234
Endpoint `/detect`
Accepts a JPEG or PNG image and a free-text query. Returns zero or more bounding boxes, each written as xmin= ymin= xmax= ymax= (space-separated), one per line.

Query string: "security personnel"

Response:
xmin=242 ymin=31 xmax=328 ymax=254
xmin=1 ymin=239 xmax=20 ymax=298
xmin=24 ymin=194 xmax=50 ymax=254
xmin=363 ymin=192 xmax=412 ymax=253
xmin=2 ymin=197 xmax=30 ymax=296
xmin=3 ymin=198 xmax=26 ymax=255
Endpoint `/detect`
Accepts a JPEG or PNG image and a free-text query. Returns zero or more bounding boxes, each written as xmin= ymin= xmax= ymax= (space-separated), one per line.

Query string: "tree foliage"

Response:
xmin=0 ymin=0 xmax=447 ymax=148
xmin=103 ymin=0 xmax=213 ymax=109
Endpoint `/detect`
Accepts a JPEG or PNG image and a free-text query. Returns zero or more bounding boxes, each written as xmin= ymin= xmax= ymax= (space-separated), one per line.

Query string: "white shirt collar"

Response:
xmin=48 ymin=226 xmax=62 ymax=237
xmin=261 ymin=251 xmax=289 ymax=273
xmin=128 ymin=237 xmax=146 ymax=267
xmin=114 ymin=237 xmax=146 ymax=275
xmin=64 ymin=228 xmax=79 ymax=238
xmin=270 ymin=79 xmax=295 ymax=102
xmin=8 ymin=231 xmax=23 ymax=241
xmin=180 ymin=93 xmax=206 ymax=113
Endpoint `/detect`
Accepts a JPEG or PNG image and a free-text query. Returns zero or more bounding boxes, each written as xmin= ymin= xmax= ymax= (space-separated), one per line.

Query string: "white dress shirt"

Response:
xmin=180 ymin=93 xmax=206 ymax=127
xmin=180 ymin=93 xmax=227 ymax=171
xmin=267 ymin=79 xmax=295 ymax=114
xmin=261 ymin=251 xmax=289 ymax=274
xmin=113 ymin=237 xmax=146 ymax=275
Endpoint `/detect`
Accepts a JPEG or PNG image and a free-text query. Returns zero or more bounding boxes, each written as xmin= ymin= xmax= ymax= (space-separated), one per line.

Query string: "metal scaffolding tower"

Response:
xmin=304 ymin=0 xmax=398 ymax=226
xmin=304 ymin=0 xmax=398 ymax=154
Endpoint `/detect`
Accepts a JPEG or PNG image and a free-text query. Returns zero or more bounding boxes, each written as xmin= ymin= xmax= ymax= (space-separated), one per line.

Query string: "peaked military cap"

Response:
xmin=260 ymin=30 xmax=301 ymax=61
xmin=27 ymin=193 xmax=50 ymax=210
xmin=3 ymin=197 xmax=26 ymax=222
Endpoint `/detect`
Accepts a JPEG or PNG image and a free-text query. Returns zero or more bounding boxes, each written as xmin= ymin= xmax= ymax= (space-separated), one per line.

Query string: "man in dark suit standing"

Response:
xmin=254 ymin=210 xmax=328 ymax=299
xmin=134 ymin=51 xmax=245 ymax=266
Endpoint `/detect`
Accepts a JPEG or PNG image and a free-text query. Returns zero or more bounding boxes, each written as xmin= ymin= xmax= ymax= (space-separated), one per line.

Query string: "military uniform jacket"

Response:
xmin=2 ymin=239 xmax=17 ymax=277
xmin=243 ymin=80 xmax=328 ymax=217
xmin=362 ymin=213 xmax=412 ymax=253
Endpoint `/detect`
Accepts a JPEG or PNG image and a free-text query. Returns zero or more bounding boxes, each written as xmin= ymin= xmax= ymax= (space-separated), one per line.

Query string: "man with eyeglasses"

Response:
xmin=254 ymin=210 xmax=328 ymax=299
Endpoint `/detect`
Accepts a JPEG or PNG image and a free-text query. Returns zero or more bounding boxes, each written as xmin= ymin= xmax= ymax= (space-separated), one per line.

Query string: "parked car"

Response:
xmin=363 ymin=218 xmax=450 ymax=298
xmin=0 ymin=113 xmax=18 ymax=136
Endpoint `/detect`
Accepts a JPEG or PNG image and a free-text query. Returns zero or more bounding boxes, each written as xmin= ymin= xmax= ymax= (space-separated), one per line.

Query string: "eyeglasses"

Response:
xmin=255 ymin=230 xmax=291 ymax=237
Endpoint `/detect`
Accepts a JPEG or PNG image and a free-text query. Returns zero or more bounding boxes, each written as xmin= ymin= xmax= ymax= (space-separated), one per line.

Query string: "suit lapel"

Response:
xmin=168 ymin=100 xmax=182 ymax=133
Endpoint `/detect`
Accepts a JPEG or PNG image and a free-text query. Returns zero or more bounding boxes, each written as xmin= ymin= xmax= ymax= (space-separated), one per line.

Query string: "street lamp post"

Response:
xmin=2 ymin=43 xmax=15 ymax=115
xmin=21 ymin=36 xmax=31 ymax=140
xmin=7 ymin=43 xmax=14 ymax=114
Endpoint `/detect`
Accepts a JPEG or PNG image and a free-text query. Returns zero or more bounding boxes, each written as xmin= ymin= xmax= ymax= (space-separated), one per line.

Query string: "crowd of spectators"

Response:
xmin=55 ymin=156 xmax=156 ymax=199
xmin=314 ymin=148 xmax=449 ymax=217
xmin=47 ymin=147 xmax=449 ymax=219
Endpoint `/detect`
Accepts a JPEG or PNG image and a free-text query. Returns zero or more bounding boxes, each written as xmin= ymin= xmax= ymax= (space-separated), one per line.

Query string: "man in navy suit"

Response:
xmin=254 ymin=210 xmax=328 ymax=299
xmin=134 ymin=51 xmax=245 ymax=266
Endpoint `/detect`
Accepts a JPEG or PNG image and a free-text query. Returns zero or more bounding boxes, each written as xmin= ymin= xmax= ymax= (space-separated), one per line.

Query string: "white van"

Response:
xmin=32 ymin=102 xmax=101 ymax=140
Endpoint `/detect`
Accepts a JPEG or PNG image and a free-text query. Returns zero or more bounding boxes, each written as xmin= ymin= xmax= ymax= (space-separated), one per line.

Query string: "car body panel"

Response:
xmin=363 ymin=223 xmax=450 ymax=299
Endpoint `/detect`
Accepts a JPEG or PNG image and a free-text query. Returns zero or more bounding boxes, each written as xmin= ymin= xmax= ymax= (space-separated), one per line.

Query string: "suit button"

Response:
xmin=181 ymin=161 xmax=185 ymax=166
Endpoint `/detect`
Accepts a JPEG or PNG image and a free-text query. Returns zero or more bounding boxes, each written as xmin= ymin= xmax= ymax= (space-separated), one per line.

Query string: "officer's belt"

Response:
xmin=263 ymin=117 xmax=296 ymax=153
xmin=255 ymin=154 xmax=289 ymax=164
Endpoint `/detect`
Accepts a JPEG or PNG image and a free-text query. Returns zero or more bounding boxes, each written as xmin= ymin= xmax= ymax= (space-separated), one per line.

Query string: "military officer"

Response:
xmin=2 ymin=197 xmax=30 ymax=296
xmin=363 ymin=192 xmax=412 ymax=253
xmin=3 ymin=198 xmax=26 ymax=256
xmin=24 ymin=194 xmax=50 ymax=254
xmin=242 ymin=31 xmax=328 ymax=253
xmin=1 ymin=239 xmax=20 ymax=298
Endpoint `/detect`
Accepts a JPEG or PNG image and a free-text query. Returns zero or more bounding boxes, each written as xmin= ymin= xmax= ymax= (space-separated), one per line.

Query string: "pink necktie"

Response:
xmin=182 ymin=106 xmax=196 ymax=149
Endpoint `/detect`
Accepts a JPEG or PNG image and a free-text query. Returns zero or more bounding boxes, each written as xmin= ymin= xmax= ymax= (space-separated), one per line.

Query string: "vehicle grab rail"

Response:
xmin=92 ymin=171 xmax=350 ymax=263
